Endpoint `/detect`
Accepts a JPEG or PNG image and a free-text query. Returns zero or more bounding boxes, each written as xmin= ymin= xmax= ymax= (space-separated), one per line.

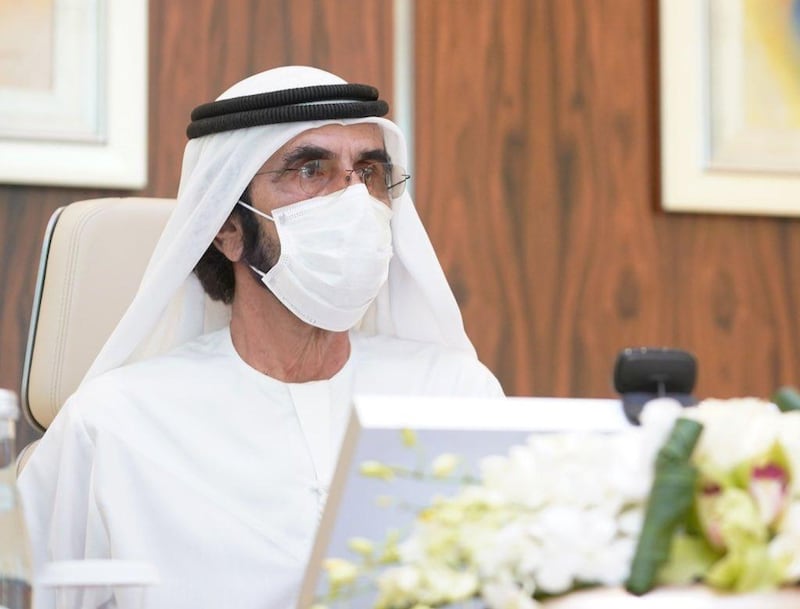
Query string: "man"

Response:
xmin=19 ymin=66 xmax=502 ymax=609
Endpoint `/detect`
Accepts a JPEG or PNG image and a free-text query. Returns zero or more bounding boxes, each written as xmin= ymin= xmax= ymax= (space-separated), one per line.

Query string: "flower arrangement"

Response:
xmin=314 ymin=394 xmax=800 ymax=609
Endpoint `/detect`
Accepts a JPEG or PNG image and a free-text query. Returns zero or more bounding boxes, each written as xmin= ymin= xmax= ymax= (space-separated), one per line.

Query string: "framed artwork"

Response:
xmin=660 ymin=0 xmax=800 ymax=216
xmin=0 ymin=0 xmax=148 ymax=189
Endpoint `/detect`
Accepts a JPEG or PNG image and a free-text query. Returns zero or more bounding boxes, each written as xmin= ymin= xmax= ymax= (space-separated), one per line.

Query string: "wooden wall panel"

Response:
xmin=148 ymin=0 xmax=395 ymax=196
xmin=0 ymin=0 xmax=393 ymax=446
xmin=415 ymin=0 xmax=800 ymax=400
xmin=7 ymin=0 xmax=800 ymax=453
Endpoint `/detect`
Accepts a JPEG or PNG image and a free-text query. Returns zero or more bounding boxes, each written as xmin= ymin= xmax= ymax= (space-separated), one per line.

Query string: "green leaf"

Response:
xmin=625 ymin=418 xmax=703 ymax=596
xmin=771 ymin=386 xmax=800 ymax=413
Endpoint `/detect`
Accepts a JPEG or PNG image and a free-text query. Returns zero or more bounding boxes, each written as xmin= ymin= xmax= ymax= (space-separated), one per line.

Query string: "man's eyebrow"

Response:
xmin=358 ymin=148 xmax=391 ymax=164
xmin=280 ymin=145 xmax=391 ymax=167
xmin=281 ymin=145 xmax=334 ymax=166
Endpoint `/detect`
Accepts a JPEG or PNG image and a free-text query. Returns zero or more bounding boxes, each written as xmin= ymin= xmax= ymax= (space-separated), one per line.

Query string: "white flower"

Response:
xmin=777 ymin=412 xmax=800 ymax=498
xmin=534 ymin=557 xmax=578 ymax=595
xmin=378 ymin=564 xmax=478 ymax=608
xmin=347 ymin=537 xmax=374 ymax=557
xmin=640 ymin=397 xmax=684 ymax=423
xmin=321 ymin=558 xmax=359 ymax=587
xmin=401 ymin=428 xmax=418 ymax=447
xmin=769 ymin=503 xmax=800 ymax=581
xmin=337 ymin=396 xmax=800 ymax=606
xmin=480 ymin=450 xmax=543 ymax=508
xmin=617 ymin=506 xmax=645 ymax=537
xmin=473 ymin=522 xmax=538 ymax=585
xmin=431 ymin=453 xmax=460 ymax=478
xmin=682 ymin=398 xmax=781 ymax=471
xmin=360 ymin=460 xmax=396 ymax=480
xmin=481 ymin=582 xmax=539 ymax=609
xmin=464 ymin=427 xmax=654 ymax=596
xmin=580 ymin=536 xmax=637 ymax=585
xmin=376 ymin=566 xmax=422 ymax=609
xmin=639 ymin=397 xmax=684 ymax=465
xmin=425 ymin=567 xmax=478 ymax=603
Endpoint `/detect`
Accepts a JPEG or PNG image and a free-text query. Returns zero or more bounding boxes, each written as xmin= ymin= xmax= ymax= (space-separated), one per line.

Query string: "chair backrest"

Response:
xmin=21 ymin=197 xmax=176 ymax=432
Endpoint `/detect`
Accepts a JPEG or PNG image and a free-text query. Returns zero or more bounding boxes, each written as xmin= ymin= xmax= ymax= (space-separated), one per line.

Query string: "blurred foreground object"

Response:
xmin=0 ymin=389 xmax=33 ymax=608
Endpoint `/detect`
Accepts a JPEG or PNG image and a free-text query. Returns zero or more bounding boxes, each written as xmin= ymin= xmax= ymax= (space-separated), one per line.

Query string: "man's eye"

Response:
xmin=358 ymin=163 xmax=387 ymax=184
xmin=358 ymin=165 xmax=376 ymax=180
xmin=297 ymin=160 xmax=325 ymax=179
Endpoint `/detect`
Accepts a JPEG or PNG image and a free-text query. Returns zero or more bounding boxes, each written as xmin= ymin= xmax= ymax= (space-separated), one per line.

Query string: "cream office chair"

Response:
xmin=19 ymin=197 xmax=175 ymax=468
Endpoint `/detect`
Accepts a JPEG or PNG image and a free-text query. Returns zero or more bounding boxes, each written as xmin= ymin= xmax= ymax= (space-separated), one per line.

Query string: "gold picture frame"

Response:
xmin=660 ymin=0 xmax=800 ymax=216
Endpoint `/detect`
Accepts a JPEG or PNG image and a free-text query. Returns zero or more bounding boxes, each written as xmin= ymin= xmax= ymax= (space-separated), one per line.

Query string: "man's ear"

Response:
xmin=214 ymin=215 xmax=245 ymax=262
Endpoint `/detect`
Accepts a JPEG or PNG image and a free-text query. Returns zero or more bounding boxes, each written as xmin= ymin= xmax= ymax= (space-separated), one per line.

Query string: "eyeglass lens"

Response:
xmin=287 ymin=159 xmax=409 ymax=200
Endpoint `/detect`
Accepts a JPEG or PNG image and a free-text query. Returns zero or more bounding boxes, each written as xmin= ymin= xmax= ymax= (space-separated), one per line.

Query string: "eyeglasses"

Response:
xmin=256 ymin=158 xmax=410 ymax=202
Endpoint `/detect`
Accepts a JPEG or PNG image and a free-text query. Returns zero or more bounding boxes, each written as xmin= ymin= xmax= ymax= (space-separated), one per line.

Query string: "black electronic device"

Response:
xmin=613 ymin=347 xmax=698 ymax=424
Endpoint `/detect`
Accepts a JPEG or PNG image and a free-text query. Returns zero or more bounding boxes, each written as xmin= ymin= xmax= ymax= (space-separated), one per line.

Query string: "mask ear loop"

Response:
xmin=249 ymin=265 xmax=267 ymax=278
xmin=237 ymin=199 xmax=275 ymax=222
xmin=235 ymin=200 xmax=275 ymax=279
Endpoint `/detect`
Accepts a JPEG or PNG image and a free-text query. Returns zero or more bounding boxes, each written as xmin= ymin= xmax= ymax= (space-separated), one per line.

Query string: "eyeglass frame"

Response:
xmin=253 ymin=158 xmax=410 ymax=201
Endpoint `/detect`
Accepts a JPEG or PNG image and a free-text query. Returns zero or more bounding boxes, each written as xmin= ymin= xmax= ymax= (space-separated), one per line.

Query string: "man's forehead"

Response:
xmin=271 ymin=123 xmax=385 ymax=160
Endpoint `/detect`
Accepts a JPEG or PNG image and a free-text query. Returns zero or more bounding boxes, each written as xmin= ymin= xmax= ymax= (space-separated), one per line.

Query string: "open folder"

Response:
xmin=296 ymin=395 xmax=630 ymax=609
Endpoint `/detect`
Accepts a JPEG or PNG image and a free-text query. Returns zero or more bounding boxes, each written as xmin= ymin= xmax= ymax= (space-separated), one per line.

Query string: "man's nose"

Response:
xmin=333 ymin=168 xmax=360 ymax=191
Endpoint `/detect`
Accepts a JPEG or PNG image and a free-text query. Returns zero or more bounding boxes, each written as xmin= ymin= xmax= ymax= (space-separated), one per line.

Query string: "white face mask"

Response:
xmin=237 ymin=184 xmax=393 ymax=331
